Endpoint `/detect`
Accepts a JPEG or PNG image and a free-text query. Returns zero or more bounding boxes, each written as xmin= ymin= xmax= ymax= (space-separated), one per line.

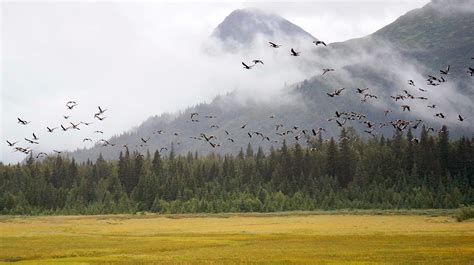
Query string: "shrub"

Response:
xmin=454 ymin=205 xmax=474 ymax=222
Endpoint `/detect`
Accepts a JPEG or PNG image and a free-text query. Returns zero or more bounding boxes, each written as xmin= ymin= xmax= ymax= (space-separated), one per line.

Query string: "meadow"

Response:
xmin=1 ymin=210 xmax=473 ymax=264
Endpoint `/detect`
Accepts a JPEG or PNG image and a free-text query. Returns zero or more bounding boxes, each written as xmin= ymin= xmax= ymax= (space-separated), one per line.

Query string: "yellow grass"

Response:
xmin=1 ymin=212 xmax=473 ymax=264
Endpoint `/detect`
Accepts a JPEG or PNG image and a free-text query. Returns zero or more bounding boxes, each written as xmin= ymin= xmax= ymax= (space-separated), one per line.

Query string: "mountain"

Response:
xmin=67 ymin=1 xmax=474 ymax=162
xmin=329 ymin=0 xmax=474 ymax=94
xmin=210 ymin=8 xmax=316 ymax=50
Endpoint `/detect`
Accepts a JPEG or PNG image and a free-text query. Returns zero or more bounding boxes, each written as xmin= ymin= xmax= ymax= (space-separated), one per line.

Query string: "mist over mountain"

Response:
xmin=210 ymin=8 xmax=316 ymax=52
xmin=67 ymin=0 xmax=474 ymax=162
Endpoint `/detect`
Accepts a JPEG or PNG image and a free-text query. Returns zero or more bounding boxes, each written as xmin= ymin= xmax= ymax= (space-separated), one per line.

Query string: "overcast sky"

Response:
xmin=1 ymin=0 xmax=430 ymax=164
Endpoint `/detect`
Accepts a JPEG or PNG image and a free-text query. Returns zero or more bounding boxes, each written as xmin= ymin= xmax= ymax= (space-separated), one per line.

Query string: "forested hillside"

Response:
xmin=1 ymin=126 xmax=472 ymax=215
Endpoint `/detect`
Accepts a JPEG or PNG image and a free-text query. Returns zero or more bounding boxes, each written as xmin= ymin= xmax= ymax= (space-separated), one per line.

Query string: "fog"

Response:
xmin=1 ymin=1 xmax=434 ymax=163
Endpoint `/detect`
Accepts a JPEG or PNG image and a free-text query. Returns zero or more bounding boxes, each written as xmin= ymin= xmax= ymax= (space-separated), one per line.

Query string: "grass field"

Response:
xmin=1 ymin=210 xmax=473 ymax=264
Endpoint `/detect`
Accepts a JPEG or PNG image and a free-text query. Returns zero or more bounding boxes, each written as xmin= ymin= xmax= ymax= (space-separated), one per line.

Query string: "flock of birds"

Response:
xmin=5 ymin=39 xmax=474 ymax=160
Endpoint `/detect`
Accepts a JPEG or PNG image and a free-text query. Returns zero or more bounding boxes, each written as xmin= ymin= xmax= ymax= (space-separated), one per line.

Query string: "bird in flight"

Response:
xmin=252 ymin=60 xmax=264 ymax=65
xmin=17 ymin=118 xmax=30 ymax=125
xmin=468 ymin=67 xmax=474 ymax=76
xmin=313 ymin=40 xmax=327 ymax=46
xmin=242 ymin=62 xmax=253 ymax=69
xmin=401 ymin=105 xmax=411 ymax=112
xmin=440 ymin=65 xmax=450 ymax=75
xmin=47 ymin=126 xmax=58 ymax=132
xmin=6 ymin=140 xmax=18 ymax=147
xmin=356 ymin=88 xmax=369 ymax=94
xmin=66 ymin=101 xmax=78 ymax=110
xmin=24 ymin=138 xmax=39 ymax=144
xmin=70 ymin=122 xmax=81 ymax=130
xmin=322 ymin=68 xmax=335 ymax=76
xmin=327 ymin=88 xmax=345 ymax=97
xmin=458 ymin=115 xmax=464 ymax=122
xmin=290 ymin=48 xmax=301 ymax=56
xmin=269 ymin=42 xmax=282 ymax=48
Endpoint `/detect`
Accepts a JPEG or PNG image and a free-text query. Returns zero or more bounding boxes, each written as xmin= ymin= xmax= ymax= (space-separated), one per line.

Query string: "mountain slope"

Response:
xmin=68 ymin=1 xmax=474 ymax=162
xmin=211 ymin=8 xmax=316 ymax=50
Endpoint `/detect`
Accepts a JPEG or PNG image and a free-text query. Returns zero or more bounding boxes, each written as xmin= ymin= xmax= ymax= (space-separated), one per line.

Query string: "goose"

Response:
xmin=17 ymin=118 xmax=30 ymax=125
xmin=313 ymin=40 xmax=327 ymax=46
xmin=440 ymin=65 xmax=450 ymax=75
xmin=69 ymin=122 xmax=81 ymax=130
xmin=24 ymin=138 xmax=39 ymax=144
xmin=468 ymin=67 xmax=474 ymax=76
xmin=290 ymin=48 xmax=300 ymax=56
xmin=401 ymin=105 xmax=411 ymax=112
xmin=6 ymin=140 xmax=18 ymax=147
xmin=269 ymin=42 xmax=282 ymax=48
xmin=242 ymin=62 xmax=253 ymax=69
xmin=322 ymin=68 xmax=334 ymax=75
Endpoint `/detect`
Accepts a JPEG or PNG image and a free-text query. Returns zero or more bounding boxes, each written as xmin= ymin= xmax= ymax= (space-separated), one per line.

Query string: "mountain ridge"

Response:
xmin=66 ymin=1 xmax=474 ymax=162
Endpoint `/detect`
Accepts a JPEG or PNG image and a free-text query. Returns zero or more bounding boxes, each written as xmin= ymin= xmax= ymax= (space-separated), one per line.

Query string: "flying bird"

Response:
xmin=269 ymin=42 xmax=282 ymax=48
xmin=47 ymin=127 xmax=58 ymax=132
xmin=458 ymin=115 xmax=464 ymax=122
xmin=17 ymin=118 xmax=30 ymax=125
xmin=440 ymin=65 xmax=450 ymax=75
xmin=24 ymin=138 xmax=39 ymax=144
xmin=468 ymin=67 xmax=474 ymax=76
xmin=69 ymin=122 xmax=81 ymax=130
xmin=322 ymin=68 xmax=335 ymax=76
xmin=313 ymin=40 xmax=327 ymax=46
xmin=242 ymin=62 xmax=253 ymax=69
xmin=290 ymin=48 xmax=300 ymax=56
xmin=6 ymin=140 xmax=18 ymax=147
xmin=252 ymin=60 xmax=264 ymax=65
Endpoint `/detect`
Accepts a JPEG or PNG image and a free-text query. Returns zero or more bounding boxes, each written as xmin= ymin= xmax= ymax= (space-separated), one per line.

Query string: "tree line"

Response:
xmin=0 ymin=125 xmax=472 ymax=215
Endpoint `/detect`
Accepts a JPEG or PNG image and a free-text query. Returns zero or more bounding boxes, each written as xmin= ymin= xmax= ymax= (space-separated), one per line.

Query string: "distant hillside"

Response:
xmin=211 ymin=8 xmax=316 ymax=51
xmin=68 ymin=1 xmax=474 ymax=162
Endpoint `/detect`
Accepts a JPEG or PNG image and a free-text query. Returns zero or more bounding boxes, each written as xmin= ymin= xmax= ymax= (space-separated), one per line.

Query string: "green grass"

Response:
xmin=1 ymin=211 xmax=473 ymax=264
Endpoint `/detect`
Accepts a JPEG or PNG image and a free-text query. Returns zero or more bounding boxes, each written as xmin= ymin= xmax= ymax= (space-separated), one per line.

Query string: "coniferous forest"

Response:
xmin=1 ymin=126 xmax=473 ymax=215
